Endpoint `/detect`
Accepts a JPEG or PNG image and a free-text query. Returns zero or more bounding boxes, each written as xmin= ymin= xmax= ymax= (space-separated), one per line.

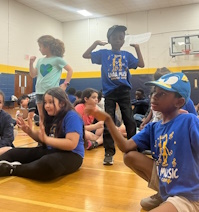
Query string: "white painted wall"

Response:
xmin=0 ymin=0 xmax=63 ymax=69
xmin=0 ymin=0 xmax=9 ymax=66
xmin=63 ymin=4 xmax=199 ymax=72
xmin=0 ymin=0 xmax=199 ymax=73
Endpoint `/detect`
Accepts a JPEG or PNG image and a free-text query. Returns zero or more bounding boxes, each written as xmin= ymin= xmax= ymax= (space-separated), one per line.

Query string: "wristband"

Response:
xmin=64 ymin=81 xmax=70 ymax=86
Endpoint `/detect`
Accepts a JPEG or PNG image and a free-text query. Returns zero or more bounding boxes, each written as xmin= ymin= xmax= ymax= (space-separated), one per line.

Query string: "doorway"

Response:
xmin=14 ymin=71 xmax=33 ymax=99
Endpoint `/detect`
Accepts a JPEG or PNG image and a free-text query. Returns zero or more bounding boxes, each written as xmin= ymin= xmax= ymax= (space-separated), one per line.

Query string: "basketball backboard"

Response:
xmin=169 ymin=34 xmax=199 ymax=57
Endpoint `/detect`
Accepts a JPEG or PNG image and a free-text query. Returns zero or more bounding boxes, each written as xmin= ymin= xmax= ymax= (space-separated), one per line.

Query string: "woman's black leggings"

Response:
xmin=0 ymin=146 xmax=83 ymax=181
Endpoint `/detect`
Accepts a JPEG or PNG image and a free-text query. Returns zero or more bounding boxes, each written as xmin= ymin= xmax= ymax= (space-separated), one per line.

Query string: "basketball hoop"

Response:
xmin=182 ymin=49 xmax=191 ymax=55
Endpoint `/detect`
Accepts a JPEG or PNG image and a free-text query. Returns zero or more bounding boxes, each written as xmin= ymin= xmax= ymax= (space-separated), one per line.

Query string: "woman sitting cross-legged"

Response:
xmin=75 ymin=88 xmax=104 ymax=150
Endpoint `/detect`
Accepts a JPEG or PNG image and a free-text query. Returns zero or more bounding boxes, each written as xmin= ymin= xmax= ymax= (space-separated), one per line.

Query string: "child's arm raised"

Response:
xmin=29 ymin=56 xmax=38 ymax=78
xmin=82 ymin=40 xmax=107 ymax=59
xmin=130 ymin=44 xmax=145 ymax=68
xmin=86 ymin=107 xmax=137 ymax=153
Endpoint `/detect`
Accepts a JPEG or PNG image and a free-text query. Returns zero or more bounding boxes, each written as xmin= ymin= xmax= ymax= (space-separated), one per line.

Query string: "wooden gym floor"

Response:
xmin=0 ymin=109 xmax=154 ymax=212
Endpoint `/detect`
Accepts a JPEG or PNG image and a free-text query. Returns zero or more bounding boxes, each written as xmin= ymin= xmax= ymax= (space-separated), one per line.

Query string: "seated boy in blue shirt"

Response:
xmin=86 ymin=72 xmax=199 ymax=212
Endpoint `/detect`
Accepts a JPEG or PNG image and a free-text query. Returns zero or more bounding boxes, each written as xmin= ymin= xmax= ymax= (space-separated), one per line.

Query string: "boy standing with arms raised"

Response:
xmin=87 ymin=72 xmax=199 ymax=211
xmin=83 ymin=25 xmax=144 ymax=165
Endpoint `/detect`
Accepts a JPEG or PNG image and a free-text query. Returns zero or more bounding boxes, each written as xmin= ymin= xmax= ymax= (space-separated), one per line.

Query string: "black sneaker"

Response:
xmin=0 ymin=160 xmax=21 ymax=176
xmin=140 ymin=192 xmax=163 ymax=210
xmin=34 ymin=115 xmax=40 ymax=126
xmin=103 ymin=154 xmax=113 ymax=165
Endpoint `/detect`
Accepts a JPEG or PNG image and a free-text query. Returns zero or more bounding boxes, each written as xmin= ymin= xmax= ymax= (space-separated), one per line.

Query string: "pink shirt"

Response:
xmin=75 ymin=103 xmax=94 ymax=125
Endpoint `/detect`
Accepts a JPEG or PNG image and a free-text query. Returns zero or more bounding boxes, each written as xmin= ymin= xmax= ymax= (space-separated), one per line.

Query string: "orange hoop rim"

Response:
xmin=182 ymin=49 xmax=191 ymax=55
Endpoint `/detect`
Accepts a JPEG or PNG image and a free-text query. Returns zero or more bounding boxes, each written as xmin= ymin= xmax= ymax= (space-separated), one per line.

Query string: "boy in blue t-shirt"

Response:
xmin=83 ymin=25 xmax=145 ymax=165
xmin=86 ymin=72 xmax=199 ymax=211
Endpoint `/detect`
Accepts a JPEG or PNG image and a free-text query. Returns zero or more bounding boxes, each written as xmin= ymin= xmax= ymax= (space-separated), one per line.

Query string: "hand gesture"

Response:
xmin=38 ymin=122 xmax=48 ymax=143
xmin=95 ymin=40 xmax=108 ymax=46
xmin=139 ymin=123 xmax=145 ymax=131
xmin=85 ymin=103 xmax=110 ymax=122
xmin=30 ymin=56 xmax=36 ymax=63
xmin=17 ymin=116 xmax=31 ymax=134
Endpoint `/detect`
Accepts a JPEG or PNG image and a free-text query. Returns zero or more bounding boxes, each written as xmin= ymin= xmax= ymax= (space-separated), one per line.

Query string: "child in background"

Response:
xmin=0 ymin=87 xmax=84 ymax=181
xmin=97 ymin=90 xmax=105 ymax=111
xmin=86 ymin=72 xmax=199 ymax=212
xmin=83 ymin=25 xmax=144 ymax=165
xmin=75 ymin=88 xmax=104 ymax=150
xmin=75 ymin=90 xmax=82 ymax=100
xmin=17 ymin=94 xmax=39 ymax=128
xmin=66 ymin=87 xmax=76 ymax=104
xmin=73 ymin=90 xmax=83 ymax=107
xmin=29 ymin=35 xmax=73 ymax=122
xmin=0 ymin=90 xmax=15 ymax=155
xmin=131 ymin=88 xmax=149 ymax=127
xmin=195 ymin=103 xmax=199 ymax=117
xmin=139 ymin=91 xmax=162 ymax=130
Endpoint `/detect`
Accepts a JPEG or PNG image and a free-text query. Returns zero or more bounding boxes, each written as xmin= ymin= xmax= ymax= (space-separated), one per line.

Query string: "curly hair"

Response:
xmin=37 ymin=35 xmax=65 ymax=57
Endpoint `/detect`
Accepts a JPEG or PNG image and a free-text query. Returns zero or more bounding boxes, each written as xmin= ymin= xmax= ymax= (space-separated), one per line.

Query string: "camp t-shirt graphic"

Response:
xmin=47 ymin=123 xmax=65 ymax=149
xmin=35 ymin=57 xmax=67 ymax=94
xmin=133 ymin=114 xmax=199 ymax=201
xmin=155 ymin=132 xmax=179 ymax=185
xmin=107 ymin=54 xmax=129 ymax=80
xmin=49 ymin=124 xmax=56 ymax=138
xmin=91 ymin=49 xmax=138 ymax=96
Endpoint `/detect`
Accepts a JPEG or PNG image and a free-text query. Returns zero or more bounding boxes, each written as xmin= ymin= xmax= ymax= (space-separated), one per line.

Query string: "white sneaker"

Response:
xmin=140 ymin=192 xmax=163 ymax=210
xmin=0 ymin=160 xmax=21 ymax=176
xmin=0 ymin=160 xmax=21 ymax=166
xmin=11 ymin=95 xmax=18 ymax=101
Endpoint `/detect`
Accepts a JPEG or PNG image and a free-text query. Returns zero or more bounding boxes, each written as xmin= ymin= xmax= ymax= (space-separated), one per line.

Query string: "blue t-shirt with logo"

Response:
xmin=48 ymin=110 xmax=84 ymax=158
xmin=133 ymin=113 xmax=199 ymax=201
xmin=91 ymin=49 xmax=138 ymax=97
